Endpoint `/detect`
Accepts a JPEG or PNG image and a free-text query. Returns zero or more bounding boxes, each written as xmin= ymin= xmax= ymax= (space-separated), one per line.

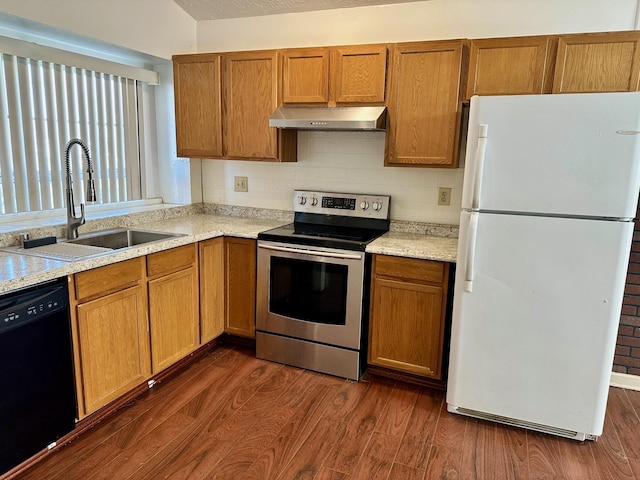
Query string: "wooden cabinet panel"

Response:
xmin=147 ymin=244 xmax=197 ymax=278
xmin=553 ymin=31 xmax=640 ymax=93
xmin=76 ymin=286 xmax=150 ymax=414
xmin=74 ymin=257 xmax=144 ymax=302
xmin=173 ymin=54 xmax=222 ymax=158
xmin=148 ymin=267 xmax=200 ymax=372
xmin=223 ymin=50 xmax=280 ymax=159
xmin=368 ymin=255 xmax=450 ymax=380
xmin=331 ymin=44 xmax=387 ymax=103
xmin=225 ymin=237 xmax=256 ymax=338
xmin=466 ymin=36 xmax=556 ymax=98
xmin=385 ymin=40 xmax=466 ymax=167
xmin=283 ymin=48 xmax=329 ymax=103
xmin=199 ymin=237 xmax=225 ymax=343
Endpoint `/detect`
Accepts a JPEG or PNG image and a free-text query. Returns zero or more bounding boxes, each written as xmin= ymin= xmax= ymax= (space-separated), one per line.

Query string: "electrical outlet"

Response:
xmin=234 ymin=176 xmax=248 ymax=192
xmin=438 ymin=187 xmax=451 ymax=206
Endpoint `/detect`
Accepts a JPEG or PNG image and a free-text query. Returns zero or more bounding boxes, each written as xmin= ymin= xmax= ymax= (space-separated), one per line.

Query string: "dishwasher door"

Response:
xmin=0 ymin=278 xmax=76 ymax=475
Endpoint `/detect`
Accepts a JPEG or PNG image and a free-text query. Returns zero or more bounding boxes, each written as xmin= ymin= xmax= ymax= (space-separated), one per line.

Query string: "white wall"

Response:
xmin=197 ymin=0 xmax=638 ymax=224
xmin=0 ymin=0 xmax=196 ymax=59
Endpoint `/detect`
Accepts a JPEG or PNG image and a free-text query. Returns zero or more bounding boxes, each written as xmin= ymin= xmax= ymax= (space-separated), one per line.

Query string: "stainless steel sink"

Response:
xmin=66 ymin=228 xmax=183 ymax=250
xmin=3 ymin=228 xmax=185 ymax=262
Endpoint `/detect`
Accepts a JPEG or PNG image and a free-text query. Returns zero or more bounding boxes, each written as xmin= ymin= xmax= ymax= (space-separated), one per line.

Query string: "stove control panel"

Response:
xmin=294 ymin=190 xmax=390 ymax=219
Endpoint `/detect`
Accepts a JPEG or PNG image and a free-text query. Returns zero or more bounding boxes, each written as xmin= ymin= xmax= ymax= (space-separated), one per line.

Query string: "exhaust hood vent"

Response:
xmin=269 ymin=106 xmax=386 ymax=131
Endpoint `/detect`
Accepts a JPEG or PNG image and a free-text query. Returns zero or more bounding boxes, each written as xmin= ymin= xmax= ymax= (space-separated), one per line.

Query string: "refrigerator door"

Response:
xmin=462 ymin=92 xmax=640 ymax=219
xmin=447 ymin=211 xmax=633 ymax=438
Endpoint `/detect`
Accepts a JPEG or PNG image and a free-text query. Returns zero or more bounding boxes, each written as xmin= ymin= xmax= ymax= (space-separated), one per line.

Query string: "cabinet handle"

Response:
xmin=463 ymin=212 xmax=479 ymax=293
xmin=471 ymin=124 xmax=488 ymax=210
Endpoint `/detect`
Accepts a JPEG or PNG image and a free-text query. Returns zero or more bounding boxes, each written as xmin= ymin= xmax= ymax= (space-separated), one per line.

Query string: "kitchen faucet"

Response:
xmin=65 ymin=138 xmax=96 ymax=239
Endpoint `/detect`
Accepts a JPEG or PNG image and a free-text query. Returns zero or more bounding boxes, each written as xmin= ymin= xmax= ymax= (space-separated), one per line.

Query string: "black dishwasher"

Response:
xmin=0 ymin=278 xmax=76 ymax=474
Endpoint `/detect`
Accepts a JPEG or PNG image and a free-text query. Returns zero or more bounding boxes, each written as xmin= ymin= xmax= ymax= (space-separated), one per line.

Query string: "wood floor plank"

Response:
xmin=315 ymin=467 xmax=350 ymax=480
xmin=557 ymin=438 xmax=598 ymax=480
xmin=607 ymin=387 xmax=640 ymax=460
xmin=424 ymin=403 xmax=466 ymax=480
xmin=375 ymin=382 xmax=420 ymax=437
xmin=349 ymin=431 xmax=402 ymax=480
xmin=526 ymin=432 xmax=564 ymax=480
xmin=395 ymin=388 xmax=444 ymax=470
xmin=389 ymin=463 xmax=426 ymax=480
xmin=243 ymin=382 xmax=340 ymax=480
xmin=591 ymin=412 xmax=635 ymax=480
xmin=322 ymin=379 xmax=371 ymax=422
xmin=628 ymin=457 xmax=640 ymax=479
xmin=626 ymin=389 xmax=640 ymax=418
xmin=502 ymin=426 xmax=529 ymax=480
xmin=323 ymin=378 xmax=396 ymax=474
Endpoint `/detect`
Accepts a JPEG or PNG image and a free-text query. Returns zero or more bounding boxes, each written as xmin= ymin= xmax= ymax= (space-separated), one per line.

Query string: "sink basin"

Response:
xmin=66 ymin=228 xmax=183 ymax=250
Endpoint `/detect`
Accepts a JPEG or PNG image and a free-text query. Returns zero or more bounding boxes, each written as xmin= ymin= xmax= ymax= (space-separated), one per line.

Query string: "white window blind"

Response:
xmin=0 ymin=52 xmax=142 ymax=215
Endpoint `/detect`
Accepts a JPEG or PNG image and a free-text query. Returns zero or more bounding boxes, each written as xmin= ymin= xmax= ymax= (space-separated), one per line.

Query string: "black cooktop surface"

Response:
xmin=258 ymin=222 xmax=387 ymax=251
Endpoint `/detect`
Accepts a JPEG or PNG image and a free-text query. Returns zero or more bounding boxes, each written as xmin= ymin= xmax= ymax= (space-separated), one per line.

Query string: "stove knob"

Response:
xmin=310 ymin=196 xmax=318 ymax=206
xmin=372 ymin=201 xmax=383 ymax=211
xmin=360 ymin=200 xmax=369 ymax=210
xmin=297 ymin=195 xmax=307 ymax=205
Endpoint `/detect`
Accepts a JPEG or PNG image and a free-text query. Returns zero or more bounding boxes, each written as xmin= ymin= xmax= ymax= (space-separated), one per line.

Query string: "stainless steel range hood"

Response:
xmin=269 ymin=106 xmax=386 ymax=131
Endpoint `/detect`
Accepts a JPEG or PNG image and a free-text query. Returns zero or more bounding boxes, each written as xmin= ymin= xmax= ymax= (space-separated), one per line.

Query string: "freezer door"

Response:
xmin=462 ymin=92 xmax=640 ymax=219
xmin=447 ymin=211 xmax=633 ymax=437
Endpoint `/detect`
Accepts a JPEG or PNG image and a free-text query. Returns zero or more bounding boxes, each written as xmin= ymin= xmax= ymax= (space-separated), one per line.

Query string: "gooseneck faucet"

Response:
xmin=65 ymin=138 xmax=96 ymax=239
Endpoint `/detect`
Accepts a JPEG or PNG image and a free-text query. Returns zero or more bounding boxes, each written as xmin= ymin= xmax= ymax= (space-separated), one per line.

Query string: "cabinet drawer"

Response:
xmin=74 ymin=257 xmax=144 ymax=302
xmin=374 ymin=255 xmax=445 ymax=284
xmin=147 ymin=244 xmax=196 ymax=278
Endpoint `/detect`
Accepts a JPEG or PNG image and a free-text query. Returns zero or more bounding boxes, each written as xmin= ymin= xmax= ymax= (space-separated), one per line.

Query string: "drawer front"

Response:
xmin=374 ymin=255 xmax=445 ymax=284
xmin=147 ymin=244 xmax=196 ymax=278
xmin=75 ymin=257 xmax=144 ymax=302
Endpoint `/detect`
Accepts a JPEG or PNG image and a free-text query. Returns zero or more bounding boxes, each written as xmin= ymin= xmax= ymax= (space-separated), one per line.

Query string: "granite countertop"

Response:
xmin=0 ymin=209 xmax=459 ymax=294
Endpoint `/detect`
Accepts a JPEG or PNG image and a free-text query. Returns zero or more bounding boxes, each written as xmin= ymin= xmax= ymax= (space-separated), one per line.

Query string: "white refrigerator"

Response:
xmin=446 ymin=92 xmax=640 ymax=441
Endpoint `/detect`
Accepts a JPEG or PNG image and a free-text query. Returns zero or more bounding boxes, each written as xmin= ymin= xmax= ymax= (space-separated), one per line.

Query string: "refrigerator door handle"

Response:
xmin=464 ymin=212 xmax=479 ymax=292
xmin=471 ymin=124 xmax=489 ymax=210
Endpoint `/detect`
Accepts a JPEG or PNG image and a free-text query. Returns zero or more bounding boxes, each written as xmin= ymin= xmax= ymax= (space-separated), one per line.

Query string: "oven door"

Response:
xmin=257 ymin=240 xmax=365 ymax=350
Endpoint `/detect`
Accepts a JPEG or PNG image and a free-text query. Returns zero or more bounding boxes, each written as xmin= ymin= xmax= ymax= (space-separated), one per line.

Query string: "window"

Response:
xmin=0 ymin=53 xmax=142 ymax=215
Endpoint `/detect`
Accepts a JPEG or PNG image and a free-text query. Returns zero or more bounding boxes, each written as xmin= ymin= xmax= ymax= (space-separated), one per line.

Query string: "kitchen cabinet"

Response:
xmin=225 ymin=237 xmax=256 ymax=338
xmin=553 ymin=31 xmax=640 ymax=93
xmin=147 ymin=245 xmax=200 ymax=373
xmin=199 ymin=237 xmax=225 ymax=343
xmin=282 ymin=44 xmax=387 ymax=104
xmin=466 ymin=35 xmax=556 ymax=98
xmin=385 ymin=40 xmax=467 ymax=167
xmin=368 ymin=254 xmax=450 ymax=380
xmin=223 ymin=50 xmax=297 ymax=161
xmin=173 ymin=54 xmax=222 ymax=158
xmin=173 ymin=51 xmax=296 ymax=161
xmin=70 ymin=258 xmax=151 ymax=417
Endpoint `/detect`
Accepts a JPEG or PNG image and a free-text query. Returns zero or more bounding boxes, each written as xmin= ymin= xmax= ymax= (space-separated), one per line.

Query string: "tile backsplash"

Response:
xmin=200 ymin=131 xmax=464 ymax=224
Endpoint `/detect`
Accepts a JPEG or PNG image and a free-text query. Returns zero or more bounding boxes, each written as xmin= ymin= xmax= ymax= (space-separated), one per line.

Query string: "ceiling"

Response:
xmin=172 ymin=0 xmax=427 ymax=21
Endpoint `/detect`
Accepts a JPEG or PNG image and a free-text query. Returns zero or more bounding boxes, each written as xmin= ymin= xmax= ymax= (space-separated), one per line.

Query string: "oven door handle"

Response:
xmin=259 ymin=244 xmax=363 ymax=260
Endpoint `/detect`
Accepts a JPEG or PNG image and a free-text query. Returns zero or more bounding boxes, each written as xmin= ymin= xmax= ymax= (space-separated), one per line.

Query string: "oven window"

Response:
xmin=270 ymin=257 xmax=348 ymax=325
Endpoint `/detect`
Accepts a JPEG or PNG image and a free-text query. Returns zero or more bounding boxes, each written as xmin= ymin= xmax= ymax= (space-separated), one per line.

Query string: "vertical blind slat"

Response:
xmin=0 ymin=54 xmax=17 ymax=214
xmin=45 ymin=62 xmax=64 ymax=209
xmin=8 ymin=56 xmax=29 ymax=212
xmin=33 ymin=60 xmax=53 ymax=210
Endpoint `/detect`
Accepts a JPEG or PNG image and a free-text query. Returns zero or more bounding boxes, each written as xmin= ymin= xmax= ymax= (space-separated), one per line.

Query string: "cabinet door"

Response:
xmin=173 ymin=54 xmax=222 ymax=158
xmin=76 ymin=286 xmax=150 ymax=414
xmin=385 ymin=40 xmax=466 ymax=167
xmin=223 ymin=51 xmax=280 ymax=159
xmin=369 ymin=277 xmax=445 ymax=379
xmin=225 ymin=237 xmax=256 ymax=338
xmin=466 ymin=36 xmax=555 ymax=99
xmin=283 ymin=48 xmax=329 ymax=103
xmin=148 ymin=267 xmax=200 ymax=373
xmin=331 ymin=44 xmax=387 ymax=103
xmin=199 ymin=237 xmax=225 ymax=343
xmin=553 ymin=31 xmax=640 ymax=93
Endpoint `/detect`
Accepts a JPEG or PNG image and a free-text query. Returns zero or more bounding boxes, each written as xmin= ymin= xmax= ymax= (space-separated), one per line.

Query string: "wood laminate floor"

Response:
xmin=13 ymin=345 xmax=640 ymax=480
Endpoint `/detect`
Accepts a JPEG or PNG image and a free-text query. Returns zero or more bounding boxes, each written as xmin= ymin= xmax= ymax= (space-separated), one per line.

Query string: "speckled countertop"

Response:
xmin=0 ymin=206 xmax=458 ymax=294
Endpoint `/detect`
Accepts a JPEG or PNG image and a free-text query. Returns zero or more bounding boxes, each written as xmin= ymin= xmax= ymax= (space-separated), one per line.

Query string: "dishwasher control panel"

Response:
xmin=0 ymin=284 xmax=67 ymax=332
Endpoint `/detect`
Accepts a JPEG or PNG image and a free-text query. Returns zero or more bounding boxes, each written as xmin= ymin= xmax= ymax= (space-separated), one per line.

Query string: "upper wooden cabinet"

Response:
xmin=385 ymin=40 xmax=467 ymax=168
xmin=466 ymin=36 xmax=556 ymax=98
xmin=173 ymin=52 xmax=296 ymax=161
xmin=173 ymin=54 xmax=222 ymax=158
xmin=283 ymin=44 xmax=387 ymax=104
xmin=553 ymin=31 xmax=640 ymax=93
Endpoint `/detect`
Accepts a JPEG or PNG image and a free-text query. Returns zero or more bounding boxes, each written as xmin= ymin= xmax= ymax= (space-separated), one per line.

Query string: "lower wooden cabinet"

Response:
xmin=199 ymin=237 xmax=225 ymax=343
xmin=71 ymin=258 xmax=151 ymax=417
xmin=147 ymin=245 xmax=200 ymax=373
xmin=225 ymin=237 xmax=256 ymax=338
xmin=368 ymin=254 xmax=450 ymax=380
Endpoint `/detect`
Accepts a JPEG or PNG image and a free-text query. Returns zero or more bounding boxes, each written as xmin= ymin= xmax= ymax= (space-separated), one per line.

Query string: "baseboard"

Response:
xmin=610 ymin=371 xmax=640 ymax=391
